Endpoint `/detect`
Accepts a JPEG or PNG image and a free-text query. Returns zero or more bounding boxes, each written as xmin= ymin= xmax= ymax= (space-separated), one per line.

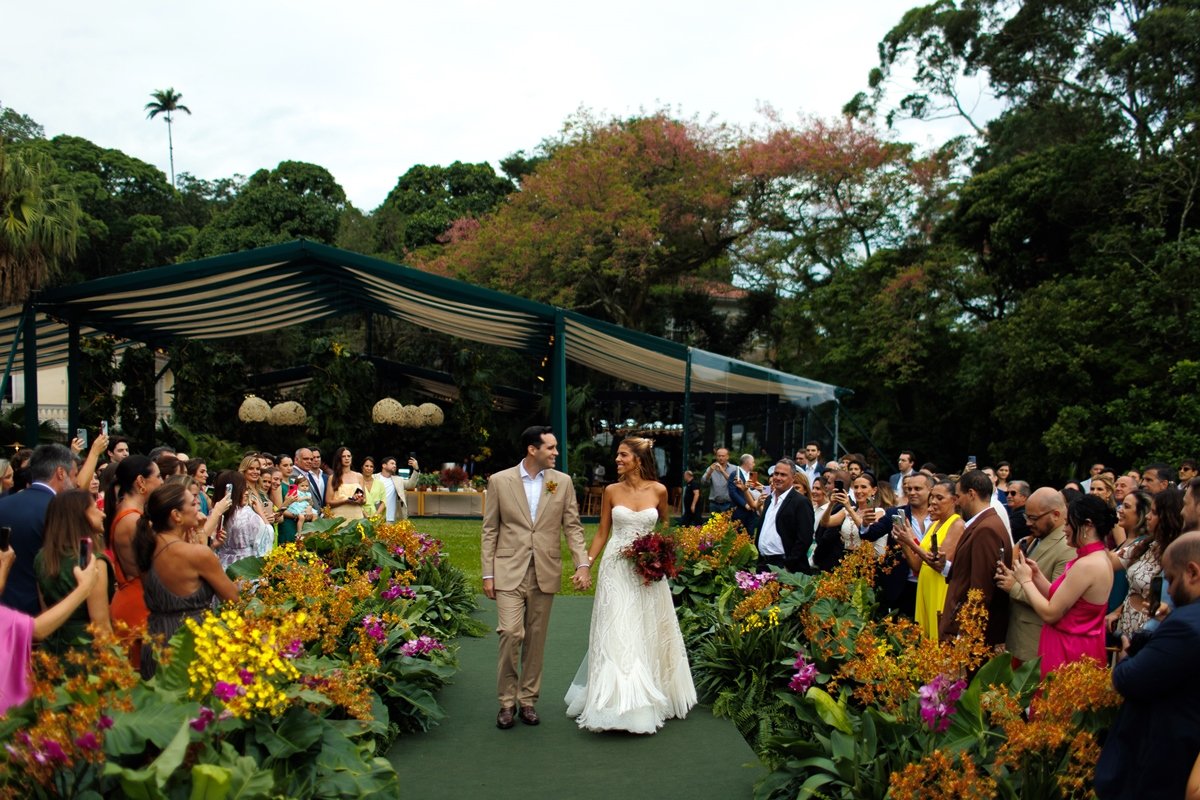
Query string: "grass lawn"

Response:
xmin=408 ymin=517 xmax=603 ymax=596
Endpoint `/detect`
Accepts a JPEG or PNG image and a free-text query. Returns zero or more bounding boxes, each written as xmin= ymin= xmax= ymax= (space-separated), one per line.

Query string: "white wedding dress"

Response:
xmin=564 ymin=506 xmax=697 ymax=733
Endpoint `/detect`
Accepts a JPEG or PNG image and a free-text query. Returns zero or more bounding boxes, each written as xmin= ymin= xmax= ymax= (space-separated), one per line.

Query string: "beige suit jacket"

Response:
xmin=481 ymin=465 xmax=588 ymax=594
xmin=389 ymin=472 xmax=420 ymax=521
xmin=1005 ymin=526 xmax=1076 ymax=662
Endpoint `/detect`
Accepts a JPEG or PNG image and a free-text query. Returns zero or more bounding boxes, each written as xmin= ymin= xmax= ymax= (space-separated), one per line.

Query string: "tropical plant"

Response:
xmin=0 ymin=142 xmax=80 ymax=304
xmin=144 ymin=88 xmax=191 ymax=189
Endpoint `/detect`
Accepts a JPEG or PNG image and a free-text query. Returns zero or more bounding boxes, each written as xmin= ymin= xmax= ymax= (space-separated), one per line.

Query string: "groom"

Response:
xmin=481 ymin=426 xmax=591 ymax=729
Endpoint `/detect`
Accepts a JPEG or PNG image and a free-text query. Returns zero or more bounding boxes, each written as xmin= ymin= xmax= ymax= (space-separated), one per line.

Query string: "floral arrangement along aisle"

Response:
xmin=0 ymin=517 xmax=484 ymax=799
xmin=669 ymin=522 xmax=1122 ymax=800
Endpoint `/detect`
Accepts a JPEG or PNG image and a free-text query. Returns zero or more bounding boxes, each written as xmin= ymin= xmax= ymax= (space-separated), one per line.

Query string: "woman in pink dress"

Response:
xmin=997 ymin=494 xmax=1115 ymax=678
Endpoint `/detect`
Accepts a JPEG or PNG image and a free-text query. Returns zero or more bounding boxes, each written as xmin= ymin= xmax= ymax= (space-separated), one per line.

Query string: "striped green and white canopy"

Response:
xmin=1 ymin=240 xmax=842 ymax=407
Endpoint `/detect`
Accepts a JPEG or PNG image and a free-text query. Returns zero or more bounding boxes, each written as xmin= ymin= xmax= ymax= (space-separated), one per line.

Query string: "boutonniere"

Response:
xmin=545 ymin=480 xmax=559 ymax=495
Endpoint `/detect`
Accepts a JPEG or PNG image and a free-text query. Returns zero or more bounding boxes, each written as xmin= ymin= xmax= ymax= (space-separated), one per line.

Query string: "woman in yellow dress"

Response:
xmin=328 ymin=446 xmax=366 ymax=521
xmin=898 ymin=479 xmax=964 ymax=640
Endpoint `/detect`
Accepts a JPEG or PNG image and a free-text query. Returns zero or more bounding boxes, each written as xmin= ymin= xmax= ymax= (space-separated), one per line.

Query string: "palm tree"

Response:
xmin=145 ymin=88 xmax=191 ymax=189
xmin=0 ymin=143 xmax=81 ymax=304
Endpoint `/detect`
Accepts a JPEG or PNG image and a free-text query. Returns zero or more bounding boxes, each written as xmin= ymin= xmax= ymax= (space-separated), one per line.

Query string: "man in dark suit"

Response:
xmin=0 ymin=444 xmax=79 ymax=615
xmin=930 ymin=469 xmax=1011 ymax=645
xmin=888 ymin=450 xmax=916 ymax=496
xmin=755 ymin=459 xmax=815 ymax=574
xmin=1096 ymin=530 xmax=1200 ymax=799
xmin=863 ymin=472 xmax=933 ymax=618
xmin=303 ymin=446 xmax=328 ymax=508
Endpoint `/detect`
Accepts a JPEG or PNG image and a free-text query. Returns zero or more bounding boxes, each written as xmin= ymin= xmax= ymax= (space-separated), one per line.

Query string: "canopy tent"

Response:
xmin=0 ymin=240 xmax=847 ymax=468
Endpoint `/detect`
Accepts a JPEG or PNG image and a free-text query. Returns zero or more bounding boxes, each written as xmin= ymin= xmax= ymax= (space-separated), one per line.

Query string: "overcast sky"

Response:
xmin=3 ymin=1 xmax=989 ymax=210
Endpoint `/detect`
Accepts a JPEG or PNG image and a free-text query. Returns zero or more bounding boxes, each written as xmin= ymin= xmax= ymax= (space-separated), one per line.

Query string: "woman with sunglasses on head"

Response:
xmin=237 ymin=455 xmax=275 ymax=528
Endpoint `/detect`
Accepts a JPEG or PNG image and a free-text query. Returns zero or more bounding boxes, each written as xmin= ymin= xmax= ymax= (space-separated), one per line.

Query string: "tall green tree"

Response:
xmin=0 ymin=142 xmax=81 ymax=303
xmin=187 ymin=161 xmax=348 ymax=258
xmin=145 ymin=88 xmax=191 ymax=189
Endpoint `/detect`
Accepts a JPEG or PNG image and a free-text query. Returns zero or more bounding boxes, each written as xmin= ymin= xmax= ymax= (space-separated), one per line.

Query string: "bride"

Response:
xmin=565 ymin=437 xmax=697 ymax=733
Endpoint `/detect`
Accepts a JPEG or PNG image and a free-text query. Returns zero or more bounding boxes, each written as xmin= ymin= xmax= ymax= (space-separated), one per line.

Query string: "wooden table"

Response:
xmin=415 ymin=490 xmax=486 ymax=517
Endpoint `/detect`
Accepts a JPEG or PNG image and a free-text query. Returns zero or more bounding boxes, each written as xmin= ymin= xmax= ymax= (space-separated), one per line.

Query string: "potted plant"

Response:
xmin=440 ymin=466 xmax=469 ymax=491
xmin=416 ymin=471 xmax=441 ymax=492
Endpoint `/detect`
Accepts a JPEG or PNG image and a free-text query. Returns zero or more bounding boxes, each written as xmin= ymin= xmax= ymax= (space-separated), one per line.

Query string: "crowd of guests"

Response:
xmin=0 ymin=432 xmax=424 ymax=712
xmin=689 ymin=444 xmax=1199 ymax=798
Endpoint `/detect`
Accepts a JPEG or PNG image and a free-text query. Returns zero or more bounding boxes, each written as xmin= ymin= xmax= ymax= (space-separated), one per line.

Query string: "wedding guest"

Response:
xmin=186 ymin=459 xmax=210 ymax=514
xmin=104 ymin=455 xmax=162 ymax=667
xmin=214 ymin=472 xmax=272 ymax=568
xmin=1113 ymin=489 xmax=1183 ymax=639
xmin=932 ymin=470 xmax=1011 ymax=646
xmin=134 ymin=483 xmax=237 ymax=679
xmin=34 ymin=489 xmax=113 ymax=654
xmin=1095 ymin=531 xmax=1200 ymax=799
xmin=996 ymin=488 xmax=1074 ymax=665
xmin=680 ymin=470 xmax=701 ymax=526
xmin=898 ymin=479 xmax=963 ymax=640
xmin=0 ymin=544 xmax=101 ymax=714
xmin=361 ymin=457 xmax=386 ymax=517
xmin=701 ymin=448 xmax=737 ymax=514
xmin=0 ymin=459 xmax=12 ymax=495
xmin=328 ymin=446 xmax=367 ymax=520
xmin=996 ymin=494 xmax=1113 ymax=677
xmin=0 ymin=444 xmax=79 ymax=615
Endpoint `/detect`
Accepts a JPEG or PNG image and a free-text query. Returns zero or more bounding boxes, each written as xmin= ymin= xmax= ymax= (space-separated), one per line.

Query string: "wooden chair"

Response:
xmin=583 ymin=486 xmax=604 ymax=515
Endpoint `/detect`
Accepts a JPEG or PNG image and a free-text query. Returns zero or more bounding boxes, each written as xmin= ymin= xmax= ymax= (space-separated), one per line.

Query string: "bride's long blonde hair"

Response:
xmin=620 ymin=437 xmax=658 ymax=482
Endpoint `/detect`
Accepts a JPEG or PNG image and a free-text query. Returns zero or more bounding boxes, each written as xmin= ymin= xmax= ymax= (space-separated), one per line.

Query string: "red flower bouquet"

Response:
xmin=621 ymin=531 xmax=681 ymax=585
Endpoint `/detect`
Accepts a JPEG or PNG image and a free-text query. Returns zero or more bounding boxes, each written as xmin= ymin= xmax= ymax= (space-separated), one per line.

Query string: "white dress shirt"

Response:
xmin=757 ymin=490 xmax=787 ymax=556
xmin=519 ymin=461 xmax=545 ymax=521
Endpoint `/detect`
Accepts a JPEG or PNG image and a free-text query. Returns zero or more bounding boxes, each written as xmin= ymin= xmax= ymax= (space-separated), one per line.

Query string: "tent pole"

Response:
xmin=67 ymin=320 xmax=80 ymax=442
xmin=833 ymin=399 xmax=842 ymax=459
xmin=22 ymin=302 xmax=38 ymax=445
xmin=0 ymin=311 xmax=28 ymax=409
xmin=682 ymin=349 xmax=692 ymax=485
xmin=551 ymin=312 xmax=567 ymax=473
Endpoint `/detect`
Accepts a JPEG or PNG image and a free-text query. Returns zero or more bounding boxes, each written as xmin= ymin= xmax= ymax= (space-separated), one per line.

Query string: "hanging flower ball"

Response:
xmin=372 ymin=397 xmax=404 ymax=425
xmin=237 ymin=395 xmax=270 ymax=423
xmin=398 ymin=405 xmax=422 ymax=428
xmin=269 ymin=401 xmax=307 ymax=426
xmin=418 ymin=402 xmax=445 ymax=427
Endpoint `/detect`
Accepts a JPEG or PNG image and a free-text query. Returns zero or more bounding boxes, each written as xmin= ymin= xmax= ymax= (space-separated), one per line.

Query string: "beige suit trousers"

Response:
xmin=495 ymin=560 xmax=555 ymax=708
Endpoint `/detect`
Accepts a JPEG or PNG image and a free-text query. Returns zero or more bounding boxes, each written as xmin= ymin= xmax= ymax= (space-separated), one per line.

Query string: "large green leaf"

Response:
xmin=104 ymin=687 xmax=196 ymax=755
xmin=806 ymin=687 xmax=853 ymax=734
xmin=251 ymin=707 xmax=324 ymax=759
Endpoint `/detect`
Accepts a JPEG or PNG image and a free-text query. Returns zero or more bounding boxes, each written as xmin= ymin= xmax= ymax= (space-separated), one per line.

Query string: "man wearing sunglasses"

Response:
xmin=1006 ymin=481 xmax=1031 ymax=541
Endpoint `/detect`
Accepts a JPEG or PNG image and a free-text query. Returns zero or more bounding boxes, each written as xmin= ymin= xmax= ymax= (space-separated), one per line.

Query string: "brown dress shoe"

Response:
xmin=496 ymin=707 xmax=515 ymax=729
xmin=518 ymin=705 xmax=540 ymax=726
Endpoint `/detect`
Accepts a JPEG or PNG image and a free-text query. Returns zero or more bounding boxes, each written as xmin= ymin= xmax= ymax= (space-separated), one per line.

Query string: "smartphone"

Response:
xmin=101 ymin=420 xmax=109 ymax=437
xmin=1148 ymin=576 xmax=1164 ymax=618
xmin=225 ymin=483 xmax=233 ymax=498
xmin=79 ymin=537 xmax=92 ymax=567
xmin=76 ymin=428 xmax=87 ymax=447
xmin=0 ymin=526 xmax=10 ymax=551
xmin=408 ymin=452 xmax=417 ymax=461
xmin=891 ymin=512 xmax=905 ymax=527
xmin=834 ymin=479 xmax=845 ymax=493
xmin=930 ymin=532 xmax=939 ymax=556
xmin=967 ymin=455 xmax=976 ymax=466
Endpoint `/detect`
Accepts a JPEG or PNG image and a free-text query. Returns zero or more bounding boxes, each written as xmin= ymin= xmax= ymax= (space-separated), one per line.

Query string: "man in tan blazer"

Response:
xmin=379 ymin=455 xmax=420 ymax=521
xmin=481 ymin=426 xmax=590 ymax=729
xmin=1002 ymin=487 xmax=1076 ymax=663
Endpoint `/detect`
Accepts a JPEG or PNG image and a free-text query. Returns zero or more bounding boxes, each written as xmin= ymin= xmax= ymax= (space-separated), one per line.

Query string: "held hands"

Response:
xmin=572 ymin=565 xmax=592 ymax=591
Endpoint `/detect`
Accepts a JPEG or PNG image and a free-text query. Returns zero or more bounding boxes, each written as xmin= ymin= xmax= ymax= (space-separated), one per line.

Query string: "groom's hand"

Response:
xmin=571 ymin=565 xmax=591 ymax=590
xmin=482 ymin=578 xmax=495 ymax=600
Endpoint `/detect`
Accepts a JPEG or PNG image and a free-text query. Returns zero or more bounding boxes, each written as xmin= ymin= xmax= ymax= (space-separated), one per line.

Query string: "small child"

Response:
xmin=286 ymin=476 xmax=314 ymax=536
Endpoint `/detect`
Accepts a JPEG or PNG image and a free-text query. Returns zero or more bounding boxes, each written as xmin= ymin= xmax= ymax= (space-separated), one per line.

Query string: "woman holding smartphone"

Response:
xmin=34 ymin=489 xmax=113 ymax=654
xmin=898 ymin=479 xmax=964 ymax=641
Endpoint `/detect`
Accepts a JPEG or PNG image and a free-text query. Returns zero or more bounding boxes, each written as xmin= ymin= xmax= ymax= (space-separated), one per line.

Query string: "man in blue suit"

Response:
xmin=1095 ymin=526 xmax=1200 ymax=799
xmin=0 ymin=444 xmax=78 ymax=615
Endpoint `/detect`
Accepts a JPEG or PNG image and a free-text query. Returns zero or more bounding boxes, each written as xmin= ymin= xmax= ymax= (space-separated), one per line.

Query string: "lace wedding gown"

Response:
xmin=564 ymin=506 xmax=697 ymax=733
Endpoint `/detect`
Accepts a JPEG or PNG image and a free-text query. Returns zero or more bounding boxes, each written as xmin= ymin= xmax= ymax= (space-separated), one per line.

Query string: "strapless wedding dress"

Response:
xmin=564 ymin=505 xmax=697 ymax=733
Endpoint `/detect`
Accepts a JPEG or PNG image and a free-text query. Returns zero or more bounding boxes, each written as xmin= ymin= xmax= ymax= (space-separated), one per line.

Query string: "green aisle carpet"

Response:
xmin=387 ymin=596 xmax=764 ymax=799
